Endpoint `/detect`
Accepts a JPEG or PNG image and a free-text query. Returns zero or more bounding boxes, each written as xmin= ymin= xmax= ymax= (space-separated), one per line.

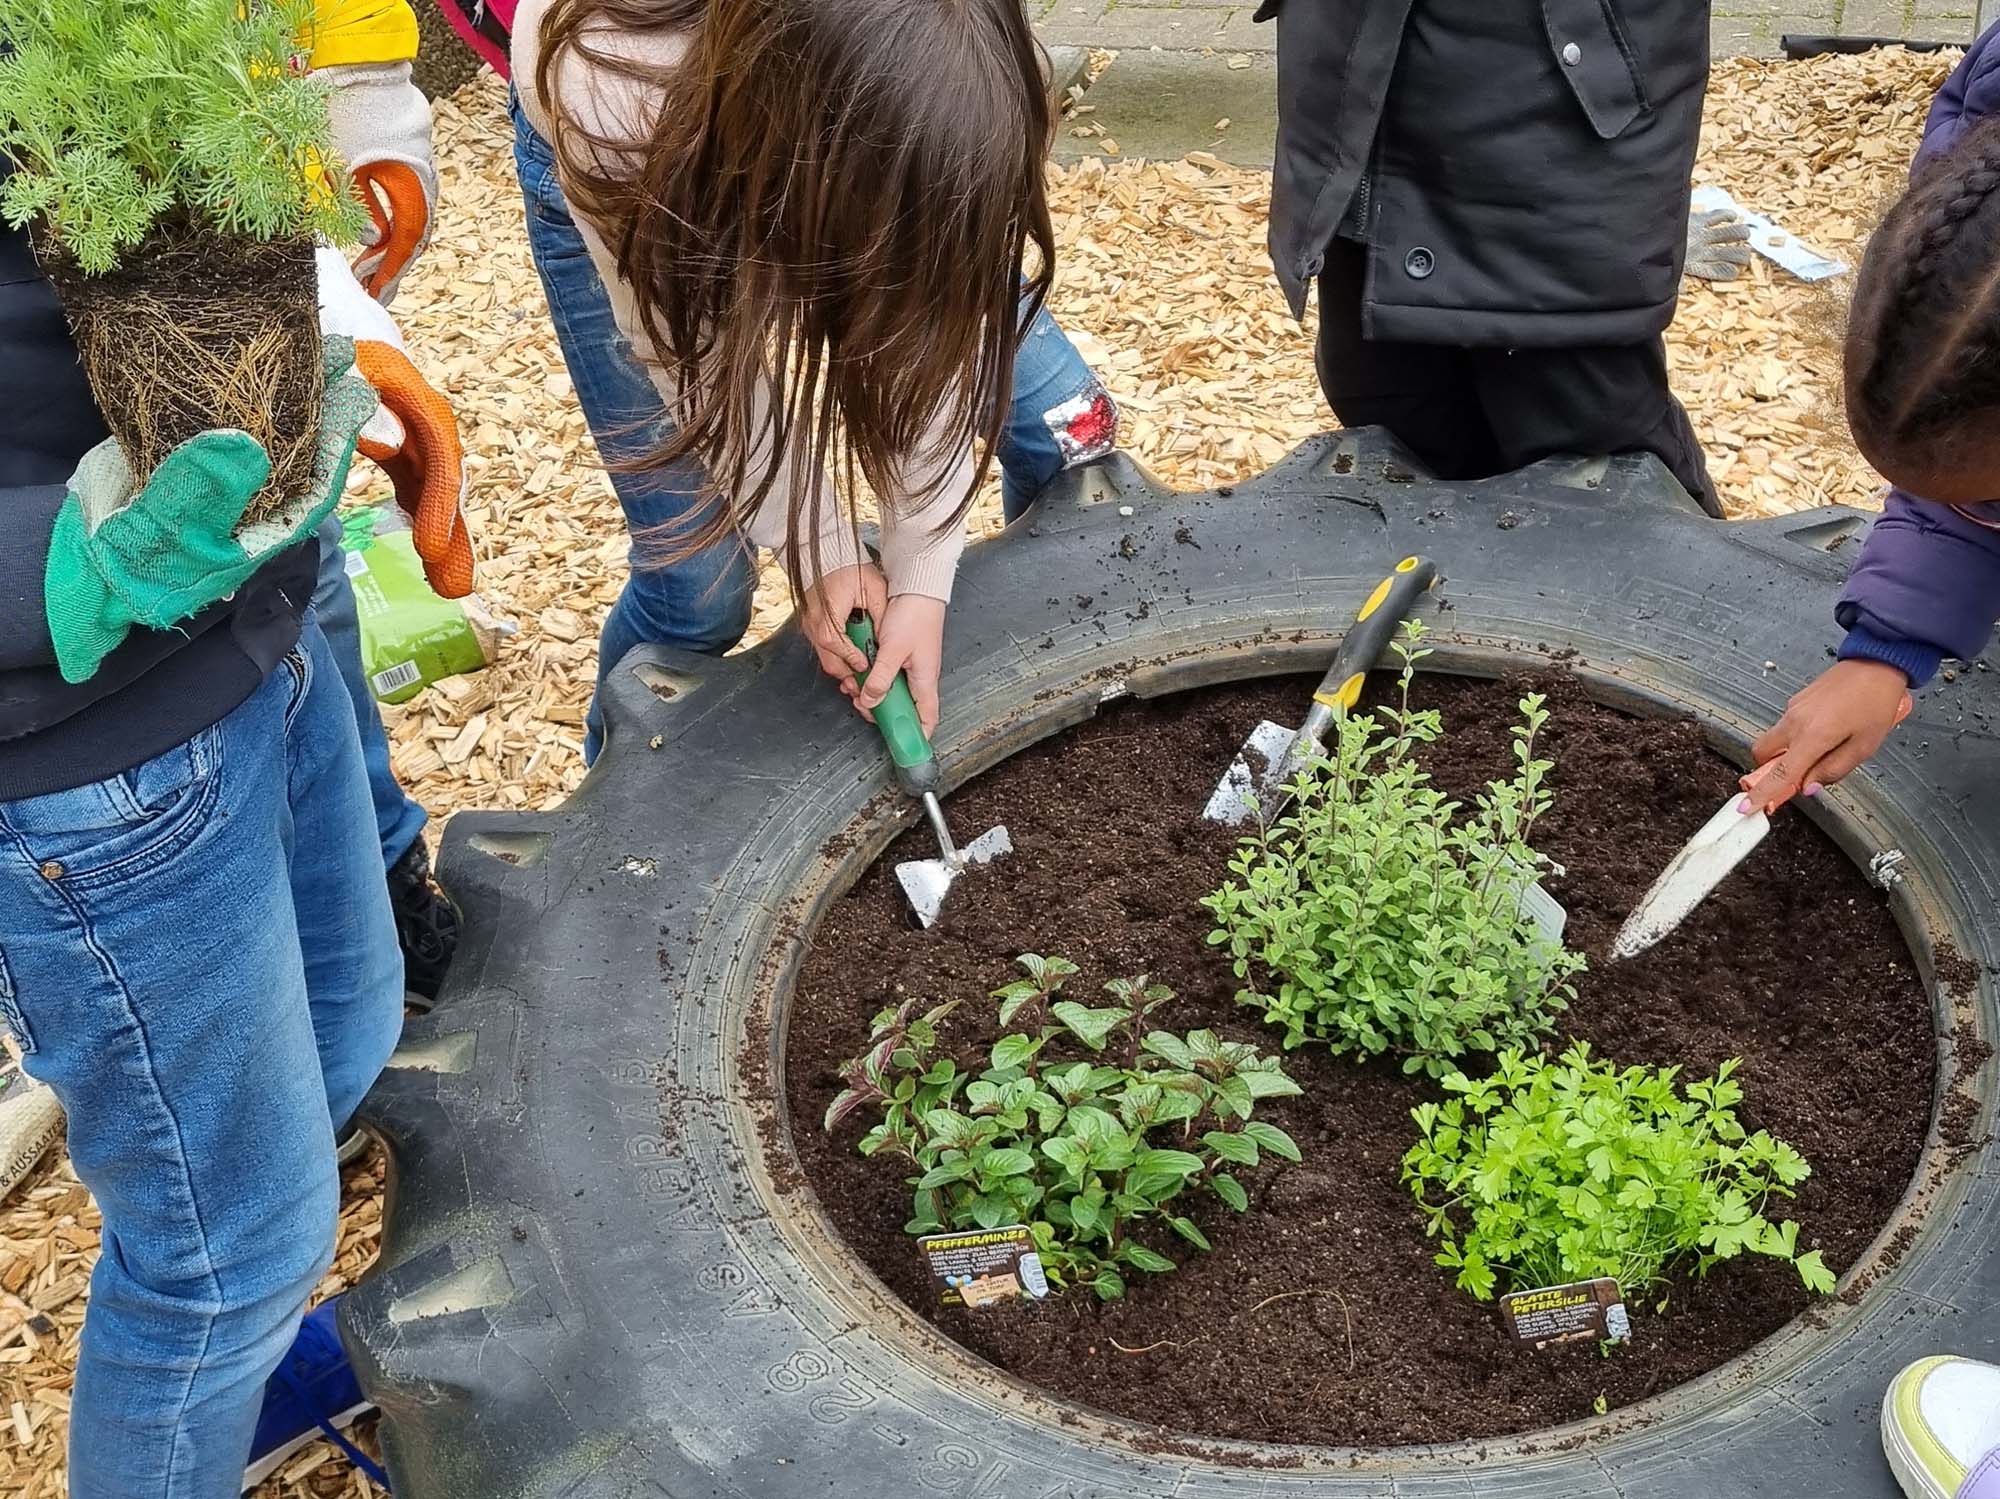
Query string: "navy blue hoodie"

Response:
xmin=0 ymin=221 xmax=315 ymax=800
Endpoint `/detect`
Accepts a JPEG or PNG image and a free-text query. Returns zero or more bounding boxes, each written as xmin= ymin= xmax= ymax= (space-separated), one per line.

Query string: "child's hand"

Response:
xmin=801 ymin=562 xmax=890 ymax=681
xmin=856 ymin=595 xmax=948 ymax=736
xmin=1744 ymin=660 xmax=1914 ymax=813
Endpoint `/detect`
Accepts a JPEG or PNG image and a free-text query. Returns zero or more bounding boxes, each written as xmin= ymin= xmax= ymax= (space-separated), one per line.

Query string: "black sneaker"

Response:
xmin=387 ymin=841 xmax=459 ymax=1003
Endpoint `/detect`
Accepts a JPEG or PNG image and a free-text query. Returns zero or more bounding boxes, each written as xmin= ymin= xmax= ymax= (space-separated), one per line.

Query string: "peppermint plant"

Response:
xmin=827 ymin=955 xmax=1304 ymax=1300
xmin=1401 ymin=1043 xmax=1836 ymax=1305
xmin=1204 ymin=622 xmax=1585 ymax=1077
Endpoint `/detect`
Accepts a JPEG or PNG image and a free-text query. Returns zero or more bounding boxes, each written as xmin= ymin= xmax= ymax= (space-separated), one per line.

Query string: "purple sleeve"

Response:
xmin=1835 ymin=492 xmax=2000 ymax=685
xmin=1917 ymin=21 xmax=2000 ymax=172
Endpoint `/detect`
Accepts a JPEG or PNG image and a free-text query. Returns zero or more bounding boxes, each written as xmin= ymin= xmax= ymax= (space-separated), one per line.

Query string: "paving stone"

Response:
xmin=1051 ymin=48 xmax=1279 ymax=167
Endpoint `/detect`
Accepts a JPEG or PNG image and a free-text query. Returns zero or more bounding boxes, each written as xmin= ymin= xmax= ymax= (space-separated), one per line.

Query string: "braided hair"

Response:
xmin=1847 ymin=116 xmax=2000 ymax=479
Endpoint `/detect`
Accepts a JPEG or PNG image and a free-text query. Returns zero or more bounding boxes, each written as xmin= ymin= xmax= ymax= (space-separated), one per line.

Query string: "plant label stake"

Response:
xmin=1612 ymin=692 xmax=1912 ymax=960
xmin=1203 ymin=556 xmax=1438 ymax=826
xmin=846 ymin=615 xmax=1012 ymax=928
xmin=1500 ymin=1278 xmax=1630 ymax=1349
xmin=919 ymin=1225 xmax=1050 ymax=1307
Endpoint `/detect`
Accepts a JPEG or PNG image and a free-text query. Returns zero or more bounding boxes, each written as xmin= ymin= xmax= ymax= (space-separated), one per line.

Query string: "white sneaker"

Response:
xmin=1884 ymin=1357 xmax=2000 ymax=1498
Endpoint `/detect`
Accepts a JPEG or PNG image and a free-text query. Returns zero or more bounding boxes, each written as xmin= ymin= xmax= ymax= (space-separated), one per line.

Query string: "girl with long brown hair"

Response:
xmin=512 ymin=0 xmax=1117 ymax=742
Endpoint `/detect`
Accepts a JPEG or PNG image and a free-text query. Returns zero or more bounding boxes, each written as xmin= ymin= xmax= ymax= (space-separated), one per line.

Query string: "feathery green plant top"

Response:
xmin=0 ymin=0 xmax=366 ymax=273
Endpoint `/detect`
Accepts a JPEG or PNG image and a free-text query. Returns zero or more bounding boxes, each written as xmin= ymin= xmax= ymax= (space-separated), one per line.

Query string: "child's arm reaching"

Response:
xmin=1746 ymin=492 xmax=2000 ymax=811
xmin=1836 ymin=494 xmax=2000 ymax=684
xmin=517 ymin=0 xmax=1040 ymax=737
xmin=541 ymin=164 xmax=975 ymax=735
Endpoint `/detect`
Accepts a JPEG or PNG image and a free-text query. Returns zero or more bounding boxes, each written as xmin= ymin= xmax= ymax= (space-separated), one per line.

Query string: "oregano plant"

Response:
xmin=0 ymin=0 xmax=366 ymax=272
xmin=1401 ymin=1043 xmax=1836 ymax=1305
xmin=827 ymin=955 xmax=1304 ymax=1300
xmin=1204 ymin=621 xmax=1585 ymax=1077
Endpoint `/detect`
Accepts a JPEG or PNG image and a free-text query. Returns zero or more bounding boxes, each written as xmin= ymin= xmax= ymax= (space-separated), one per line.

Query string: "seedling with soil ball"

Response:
xmin=0 ymin=0 xmax=367 ymax=517
xmin=1205 ymin=622 xmax=1586 ymax=1077
xmin=828 ymin=955 xmax=1304 ymax=1300
xmin=1402 ymin=1043 xmax=1836 ymax=1306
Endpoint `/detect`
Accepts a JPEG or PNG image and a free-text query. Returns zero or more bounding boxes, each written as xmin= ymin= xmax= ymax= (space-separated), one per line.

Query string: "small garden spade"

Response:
xmin=846 ymin=616 xmax=1012 ymax=927
xmin=1203 ymin=555 xmax=1438 ymax=825
xmin=1612 ymin=690 xmax=1912 ymax=959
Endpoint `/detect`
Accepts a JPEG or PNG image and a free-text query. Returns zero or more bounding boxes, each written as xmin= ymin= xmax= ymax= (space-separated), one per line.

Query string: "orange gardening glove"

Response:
xmin=351 ymin=160 xmax=431 ymax=301
xmin=319 ymin=57 xmax=437 ymax=305
xmin=317 ymin=248 xmax=474 ymax=598
xmin=354 ymin=340 xmax=474 ymax=598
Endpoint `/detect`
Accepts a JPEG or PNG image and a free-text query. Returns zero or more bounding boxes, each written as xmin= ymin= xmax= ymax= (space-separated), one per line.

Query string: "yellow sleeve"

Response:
xmin=303 ymin=0 xmax=419 ymax=69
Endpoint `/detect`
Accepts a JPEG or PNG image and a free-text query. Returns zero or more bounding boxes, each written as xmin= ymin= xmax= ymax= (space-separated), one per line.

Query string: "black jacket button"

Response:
xmin=1404 ymin=246 xmax=1435 ymax=279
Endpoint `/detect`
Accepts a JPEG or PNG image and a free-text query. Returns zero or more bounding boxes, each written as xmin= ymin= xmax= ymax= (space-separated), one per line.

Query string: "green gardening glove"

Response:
xmin=43 ymin=335 xmax=379 ymax=684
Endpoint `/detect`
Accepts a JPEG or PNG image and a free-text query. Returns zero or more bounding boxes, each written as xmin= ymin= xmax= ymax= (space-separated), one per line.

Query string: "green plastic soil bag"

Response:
xmin=341 ymin=503 xmax=506 ymax=703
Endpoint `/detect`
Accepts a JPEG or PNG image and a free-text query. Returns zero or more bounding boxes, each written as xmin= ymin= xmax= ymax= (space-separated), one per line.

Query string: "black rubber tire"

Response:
xmin=347 ymin=429 xmax=2000 ymax=1499
xmin=409 ymin=0 xmax=484 ymax=101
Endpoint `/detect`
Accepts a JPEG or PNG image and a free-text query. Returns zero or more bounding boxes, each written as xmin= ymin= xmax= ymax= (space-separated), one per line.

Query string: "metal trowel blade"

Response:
xmin=895 ymin=824 xmax=1014 ymax=928
xmin=1611 ymin=794 xmax=1770 ymax=960
xmin=1202 ymin=720 xmax=1303 ymax=826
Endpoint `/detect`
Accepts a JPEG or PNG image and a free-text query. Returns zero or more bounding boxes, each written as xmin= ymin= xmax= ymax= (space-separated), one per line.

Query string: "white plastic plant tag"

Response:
xmin=1517 ymin=881 xmax=1569 ymax=942
xmin=1504 ymin=859 xmax=1568 ymax=941
xmin=1690 ymin=186 xmax=1847 ymax=282
xmin=1019 ymin=1251 xmax=1050 ymax=1299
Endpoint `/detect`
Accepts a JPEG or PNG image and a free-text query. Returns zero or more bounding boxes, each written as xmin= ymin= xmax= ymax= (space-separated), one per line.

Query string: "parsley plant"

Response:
xmin=1402 ymin=1043 xmax=1836 ymax=1304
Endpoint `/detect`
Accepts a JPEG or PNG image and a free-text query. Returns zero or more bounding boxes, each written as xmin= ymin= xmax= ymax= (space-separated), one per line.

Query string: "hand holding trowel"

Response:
xmin=1612 ymin=685 xmax=1913 ymax=960
xmin=846 ymin=614 xmax=1012 ymax=928
xmin=1203 ymin=556 xmax=1438 ymax=825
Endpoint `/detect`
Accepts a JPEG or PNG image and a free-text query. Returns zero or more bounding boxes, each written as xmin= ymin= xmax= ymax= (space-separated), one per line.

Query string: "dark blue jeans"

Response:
xmin=509 ymin=97 xmax=1118 ymax=760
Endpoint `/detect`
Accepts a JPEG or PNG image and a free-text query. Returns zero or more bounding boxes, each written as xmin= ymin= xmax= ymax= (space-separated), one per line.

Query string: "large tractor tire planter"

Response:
xmin=346 ymin=428 xmax=2000 ymax=1498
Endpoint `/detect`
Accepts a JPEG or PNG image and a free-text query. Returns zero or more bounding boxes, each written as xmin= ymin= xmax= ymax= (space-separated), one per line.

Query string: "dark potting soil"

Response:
xmin=783 ymin=672 xmax=1937 ymax=1447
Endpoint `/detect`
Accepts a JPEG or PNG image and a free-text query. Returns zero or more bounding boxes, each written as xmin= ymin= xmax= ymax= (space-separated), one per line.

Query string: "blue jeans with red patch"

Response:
xmin=510 ymin=96 xmax=1118 ymax=759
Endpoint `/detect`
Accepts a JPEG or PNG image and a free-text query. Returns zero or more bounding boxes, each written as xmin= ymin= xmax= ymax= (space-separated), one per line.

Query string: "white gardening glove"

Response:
xmin=319 ymin=59 xmax=438 ymax=304
xmin=1685 ymin=207 xmax=1754 ymax=283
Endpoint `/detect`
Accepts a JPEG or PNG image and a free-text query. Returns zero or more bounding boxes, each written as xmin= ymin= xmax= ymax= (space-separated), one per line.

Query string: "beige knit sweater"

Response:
xmin=513 ymin=0 xmax=969 ymax=600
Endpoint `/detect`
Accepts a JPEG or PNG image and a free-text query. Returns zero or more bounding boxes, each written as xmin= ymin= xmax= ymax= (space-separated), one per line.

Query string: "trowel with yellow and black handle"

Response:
xmin=1201 ymin=555 xmax=1439 ymax=826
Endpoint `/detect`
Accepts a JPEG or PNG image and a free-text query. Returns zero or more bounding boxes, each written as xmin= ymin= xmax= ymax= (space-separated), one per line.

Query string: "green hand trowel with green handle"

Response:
xmin=846 ymin=615 xmax=1013 ymax=928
